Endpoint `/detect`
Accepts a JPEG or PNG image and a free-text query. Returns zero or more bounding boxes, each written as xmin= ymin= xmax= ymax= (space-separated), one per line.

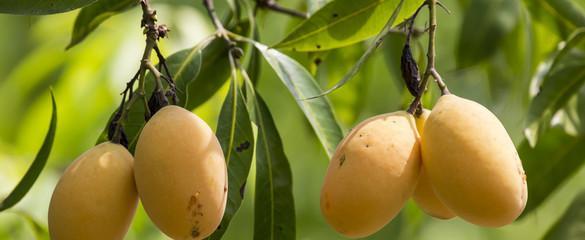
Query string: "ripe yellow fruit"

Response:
xmin=413 ymin=109 xmax=455 ymax=219
xmin=134 ymin=105 xmax=227 ymax=240
xmin=422 ymin=94 xmax=527 ymax=227
xmin=48 ymin=142 xmax=137 ymax=240
xmin=321 ymin=111 xmax=421 ymax=238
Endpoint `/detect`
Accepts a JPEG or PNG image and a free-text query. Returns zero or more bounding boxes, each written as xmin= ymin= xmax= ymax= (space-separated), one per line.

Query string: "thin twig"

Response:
xmin=407 ymin=0 xmax=450 ymax=114
xmin=256 ymin=0 xmax=307 ymax=19
xmin=203 ymin=0 xmax=235 ymax=46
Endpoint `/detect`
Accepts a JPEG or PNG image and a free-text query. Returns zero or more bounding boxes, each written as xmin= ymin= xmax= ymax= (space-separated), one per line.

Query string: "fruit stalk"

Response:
xmin=112 ymin=0 xmax=171 ymax=143
xmin=407 ymin=0 xmax=450 ymax=115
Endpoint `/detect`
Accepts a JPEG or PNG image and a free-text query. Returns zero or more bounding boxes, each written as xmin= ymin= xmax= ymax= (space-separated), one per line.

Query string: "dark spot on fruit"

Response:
xmin=316 ymin=44 xmax=321 ymax=49
xmin=365 ymin=144 xmax=369 ymax=148
xmin=339 ymin=154 xmax=346 ymax=167
xmin=191 ymin=227 xmax=200 ymax=238
xmin=197 ymin=204 xmax=202 ymax=209
xmin=187 ymin=195 xmax=198 ymax=210
xmin=314 ymin=58 xmax=322 ymax=65
xmin=359 ymin=134 xmax=363 ymax=138
xmin=325 ymin=200 xmax=330 ymax=210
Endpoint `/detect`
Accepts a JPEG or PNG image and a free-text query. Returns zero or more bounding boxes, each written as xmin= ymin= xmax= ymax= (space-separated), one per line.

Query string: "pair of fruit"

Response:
xmin=320 ymin=94 xmax=528 ymax=238
xmin=48 ymin=106 xmax=228 ymax=240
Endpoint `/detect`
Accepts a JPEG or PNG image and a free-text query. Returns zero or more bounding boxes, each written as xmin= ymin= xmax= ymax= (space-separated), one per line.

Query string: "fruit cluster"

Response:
xmin=48 ymin=106 xmax=228 ymax=240
xmin=320 ymin=94 xmax=528 ymax=238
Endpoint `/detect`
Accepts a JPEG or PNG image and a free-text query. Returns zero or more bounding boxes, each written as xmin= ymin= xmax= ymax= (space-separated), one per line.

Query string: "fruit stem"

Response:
xmin=407 ymin=0 xmax=450 ymax=115
xmin=111 ymin=0 xmax=171 ymax=144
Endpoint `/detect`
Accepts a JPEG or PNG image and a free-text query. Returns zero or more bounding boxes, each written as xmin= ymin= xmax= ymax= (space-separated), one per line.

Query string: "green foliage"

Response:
xmin=210 ymin=80 xmax=254 ymax=239
xmin=0 ymin=92 xmax=56 ymax=212
xmin=254 ymin=43 xmax=343 ymax=157
xmin=544 ymin=190 xmax=585 ymax=239
xmin=68 ymin=0 xmax=137 ymax=49
xmin=275 ymin=0 xmax=425 ymax=51
xmin=456 ymin=0 xmax=520 ymax=68
xmin=253 ymin=94 xmax=296 ymax=240
xmin=519 ymin=126 xmax=585 ymax=217
xmin=525 ymin=28 xmax=585 ymax=146
xmin=0 ymin=0 xmax=96 ymax=15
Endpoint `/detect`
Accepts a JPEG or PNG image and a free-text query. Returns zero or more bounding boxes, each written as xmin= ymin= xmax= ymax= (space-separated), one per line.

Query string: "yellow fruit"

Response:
xmin=422 ymin=94 xmax=527 ymax=227
xmin=413 ymin=109 xmax=456 ymax=219
xmin=48 ymin=142 xmax=137 ymax=240
xmin=321 ymin=111 xmax=421 ymax=238
xmin=134 ymin=105 xmax=227 ymax=240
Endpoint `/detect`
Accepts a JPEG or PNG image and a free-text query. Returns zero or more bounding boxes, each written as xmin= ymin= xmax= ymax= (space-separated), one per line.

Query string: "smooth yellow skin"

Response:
xmin=321 ymin=111 xmax=421 ymax=238
xmin=48 ymin=142 xmax=137 ymax=240
xmin=422 ymin=95 xmax=527 ymax=227
xmin=413 ymin=109 xmax=456 ymax=219
xmin=134 ymin=105 xmax=227 ymax=240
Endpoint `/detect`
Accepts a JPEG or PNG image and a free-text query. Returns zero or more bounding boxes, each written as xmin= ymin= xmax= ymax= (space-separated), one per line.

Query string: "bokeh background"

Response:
xmin=1 ymin=0 xmax=585 ymax=239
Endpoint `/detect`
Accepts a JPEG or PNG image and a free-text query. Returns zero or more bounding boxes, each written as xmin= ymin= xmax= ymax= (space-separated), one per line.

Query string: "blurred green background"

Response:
xmin=1 ymin=0 xmax=585 ymax=239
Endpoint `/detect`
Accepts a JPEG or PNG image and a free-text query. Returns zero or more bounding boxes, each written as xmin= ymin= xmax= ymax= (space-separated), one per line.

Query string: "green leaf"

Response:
xmin=0 ymin=91 xmax=57 ymax=211
xmin=456 ymin=0 xmax=520 ymax=68
xmin=543 ymin=0 xmax=585 ymax=28
xmin=544 ymin=190 xmax=585 ymax=239
xmin=518 ymin=126 xmax=585 ymax=217
xmin=524 ymin=28 xmax=585 ymax=146
xmin=253 ymin=94 xmax=295 ymax=240
xmin=208 ymin=81 xmax=254 ymax=239
xmin=185 ymin=20 xmax=253 ymax=109
xmin=0 ymin=0 xmax=97 ymax=15
xmin=274 ymin=0 xmax=425 ymax=52
xmin=67 ymin=0 xmax=137 ymax=49
xmin=253 ymin=42 xmax=343 ymax=157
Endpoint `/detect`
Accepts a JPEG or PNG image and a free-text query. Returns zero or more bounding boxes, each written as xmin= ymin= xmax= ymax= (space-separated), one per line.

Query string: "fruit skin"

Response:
xmin=320 ymin=111 xmax=421 ymax=238
xmin=48 ymin=142 xmax=137 ymax=240
xmin=422 ymin=94 xmax=527 ymax=227
xmin=134 ymin=105 xmax=227 ymax=240
xmin=413 ymin=109 xmax=456 ymax=219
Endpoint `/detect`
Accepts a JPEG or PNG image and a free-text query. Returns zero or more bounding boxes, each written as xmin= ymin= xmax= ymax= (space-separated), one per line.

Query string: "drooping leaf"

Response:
xmin=543 ymin=0 xmax=585 ymax=28
xmin=524 ymin=29 xmax=585 ymax=146
xmin=0 ymin=0 xmax=97 ymax=15
xmin=519 ymin=126 xmax=585 ymax=217
xmin=208 ymin=81 xmax=254 ymax=239
xmin=456 ymin=0 xmax=520 ymax=68
xmin=0 ymin=91 xmax=57 ymax=211
xmin=544 ymin=190 xmax=585 ymax=239
xmin=67 ymin=0 xmax=137 ymax=49
xmin=274 ymin=0 xmax=425 ymax=51
xmin=253 ymin=42 xmax=343 ymax=157
xmin=253 ymin=94 xmax=295 ymax=240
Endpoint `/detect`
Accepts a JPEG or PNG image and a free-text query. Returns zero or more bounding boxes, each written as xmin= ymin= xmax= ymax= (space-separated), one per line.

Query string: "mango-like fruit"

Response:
xmin=422 ymin=94 xmax=527 ymax=227
xmin=48 ymin=142 xmax=137 ymax=240
xmin=321 ymin=111 xmax=421 ymax=238
xmin=413 ymin=109 xmax=455 ymax=219
xmin=134 ymin=105 xmax=227 ymax=240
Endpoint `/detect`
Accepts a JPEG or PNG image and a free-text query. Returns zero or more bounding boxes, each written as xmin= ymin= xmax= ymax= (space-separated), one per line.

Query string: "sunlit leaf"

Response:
xmin=0 ymin=0 xmax=96 ymax=15
xmin=456 ymin=0 xmax=520 ymax=68
xmin=274 ymin=0 xmax=424 ymax=51
xmin=254 ymin=42 xmax=343 ymax=157
xmin=208 ymin=81 xmax=254 ymax=239
xmin=0 ymin=91 xmax=57 ymax=211
xmin=253 ymin=94 xmax=295 ymax=240
xmin=544 ymin=190 xmax=585 ymax=239
xmin=67 ymin=0 xmax=137 ymax=49
xmin=519 ymin=126 xmax=585 ymax=217
xmin=524 ymin=28 xmax=585 ymax=146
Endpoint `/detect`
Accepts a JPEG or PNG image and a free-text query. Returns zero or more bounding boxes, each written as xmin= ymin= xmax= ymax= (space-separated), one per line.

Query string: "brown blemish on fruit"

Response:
xmin=191 ymin=226 xmax=200 ymax=238
xmin=338 ymin=154 xmax=346 ymax=167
